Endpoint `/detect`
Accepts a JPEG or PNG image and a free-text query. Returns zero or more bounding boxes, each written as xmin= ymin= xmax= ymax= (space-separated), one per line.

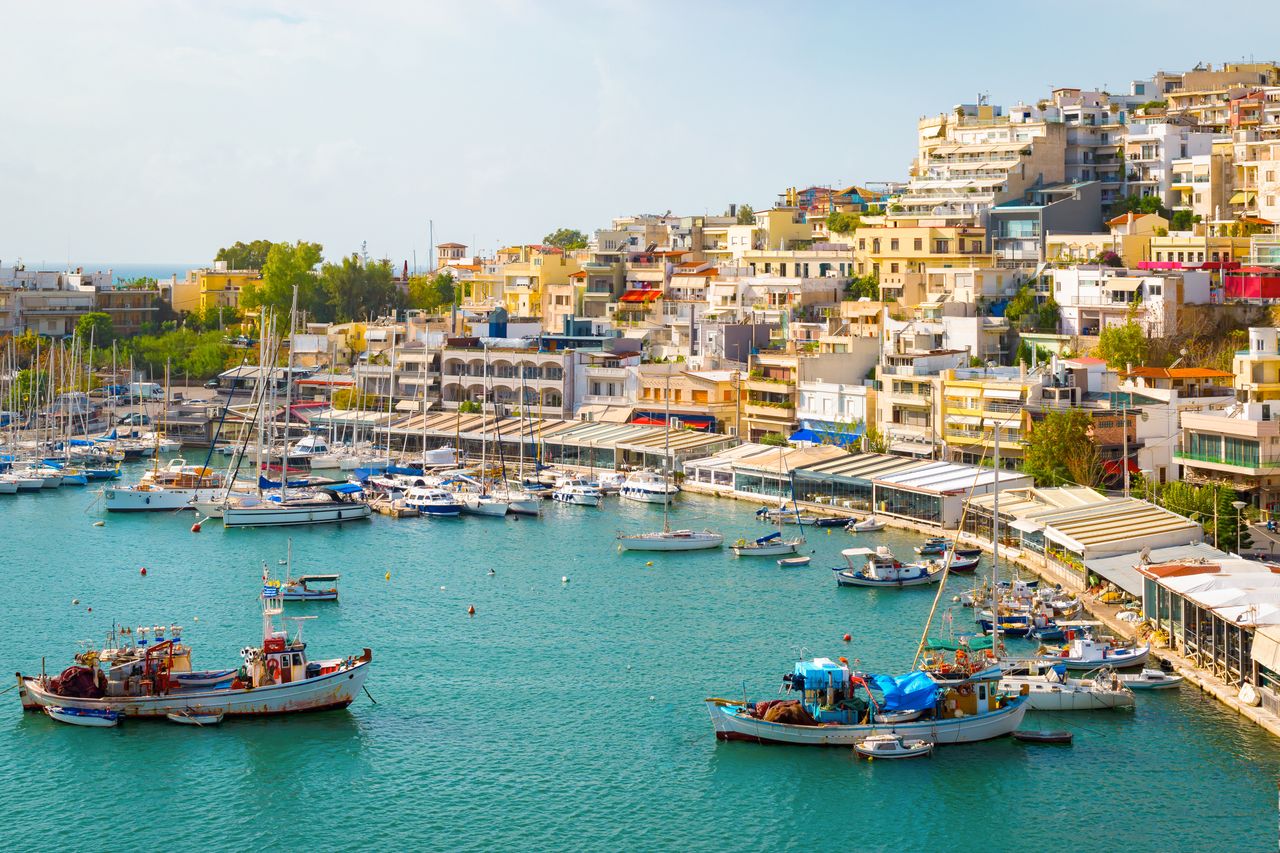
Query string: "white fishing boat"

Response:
xmin=732 ymin=531 xmax=803 ymax=557
xmin=403 ymin=486 xmax=463 ymax=516
xmin=1118 ymin=668 xmax=1184 ymax=690
xmin=44 ymin=705 xmax=120 ymax=727
xmin=104 ymin=458 xmax=225 ymax=512
xmin=460 ymin=493 xmax=510 ymax=517
xmin=706 ymin=658 xmax=1026 ymax=746
xmin=17 ymin=578 xmax=372 ymax=720
xmin=833 ymin=547 xmax=941 ymax=588
xmin=553 ymin=480 xmax=603 ymax=507
xmin=1043 ymin=624 xmax=1151 ymax=670
xmin=847 ymin=516 xmax=886 ymax=533
xmin=997 ymin=659 xmax=1134 ymax=711
xmin=853 ymin=733 xmax=933 ymax=759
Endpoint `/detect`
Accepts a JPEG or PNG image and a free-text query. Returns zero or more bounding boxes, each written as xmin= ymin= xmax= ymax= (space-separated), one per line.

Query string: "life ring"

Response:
xmin=956 ymin=649 xmax=969 ymax=665
xmin=266 ymin=659 xmax=280 ymax=681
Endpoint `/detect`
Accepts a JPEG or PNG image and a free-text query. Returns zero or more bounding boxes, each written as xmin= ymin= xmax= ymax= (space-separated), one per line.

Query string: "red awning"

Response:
xmin=619 ymin=290 xmax=662 ymax=303
xmin=630 ymin=416 xmax=665 ymax=425
xmin=1103 ymin=459 xmax=1141 ymax=476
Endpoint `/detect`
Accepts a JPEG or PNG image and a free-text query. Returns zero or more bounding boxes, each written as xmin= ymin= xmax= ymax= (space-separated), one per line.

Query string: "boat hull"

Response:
xmin=553 ymin=493 xmax=602 ymax=507
xmin=618 ymin=533 xmax=724 ymax=551
xmin=620 ymin=489 xmax=676 ymax=505
xmin=834 ymin=569 xmax=940 ymax=588
xmin=223 ymin=502 xmax=373 ymax=528
xmin=19 ymin=658 xmax=371 ymax=718
xmin=732 ymin=542 xmax=800 ymax=557
xmin=999 ymin=678 xmax=1135 ymax=711
xmin=104 ymin=486 xmax=223 ymax=512
xmin=705 ymin=697 xmax=1026 ymax=746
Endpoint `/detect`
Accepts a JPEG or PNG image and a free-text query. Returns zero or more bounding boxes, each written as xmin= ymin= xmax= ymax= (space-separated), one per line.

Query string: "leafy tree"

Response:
xmin=733 ymin=204 xmax=755 ymax=225
xmin=458 ymin=400 xmax=483 ymax=414
xmin=862 ymin=422 xmax=889 ymax=454
xmin=1144 ymin=479 xmax=1251 ymax=551
xmin=1003 ymin=286 xmax=1037 ymax=327
xmin=119 ymin=329 xmax=235 ymax=380
xmin=332 ymin=388 xmax=380 ymax=410
xmin=1014 ymin=340 xmax=1053 ymax=367
xmin=1169 ymin=210 xmax=1201 ymax=232
xmin=1023 ymin=409 xmax=1102 ymax=488
xmin=75 ymin=312 xmax=114 ymax=346
xmin=1109 ymin=194 xmax=1170 ymax=219
xmin=760 ymin=431 xmax=788 ymax=447
xmin=319 ymin=255 xmax=402 ymax=323
xmin=408 ymin=272 xmax=457 ymax=313
xmin=1096 ymin=319 xmax=1149 ymax=369
xmin=241 ymin=240 xmax=325 ymax=323
xmin=845 ymin=272 xmax=880 ymax=301
xmin=215 ymin=240 xmax=274 ymax=270
xmin=826 ymin=211 xmax=860 ymax=234
xmin=1036 ymin=296 xmax=1060 ymax=332
xmin=1095 ymin=250 xmax=1124 ymax=267
xmin=542 ymin=228 xmax=588 ymax=251
xmin=6 ymin=369 xmax=47 ymax=410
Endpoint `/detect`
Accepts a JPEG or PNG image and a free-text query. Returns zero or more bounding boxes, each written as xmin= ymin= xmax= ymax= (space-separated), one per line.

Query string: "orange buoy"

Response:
xmin=87 ymin=607 xmax=92 ymax=613
xmin=842 ymin=633 xmax=851 ymax=642
xmin=467 ymin=605 xmax=476 ymax=616
xmin=140 ymin=567 xmax=147 ymax=576
xmin=191 ymin=522 xmax=201 ymax=532
xmin=839 ymin=657 xmax=849 ymax=664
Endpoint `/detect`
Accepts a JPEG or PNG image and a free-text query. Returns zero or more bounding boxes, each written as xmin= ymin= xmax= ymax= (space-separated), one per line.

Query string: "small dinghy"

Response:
xmin=847 ymin=516 xmax=885 ymax=533
xmin=873 ymin=709 xmax=924 ymax=724
xmin=777 ymin=556 xmax=811 ymax=568
xmin=1118 ymin=668 xmax=1184 ymax=691
xmin=45 ymin=706 xmax=120 ymax=728
xmin=1013 ymin=729 xmax=1073 ymax=744
xmin=166 ymin=710 xmax=225 ymax=726
xmin=853 ymin=733 xmax=933 ymax=759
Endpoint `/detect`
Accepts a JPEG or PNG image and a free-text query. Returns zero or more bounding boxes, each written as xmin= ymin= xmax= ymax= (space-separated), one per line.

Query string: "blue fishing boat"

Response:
xmin=44 ymin=705 xmax=121 ymax=727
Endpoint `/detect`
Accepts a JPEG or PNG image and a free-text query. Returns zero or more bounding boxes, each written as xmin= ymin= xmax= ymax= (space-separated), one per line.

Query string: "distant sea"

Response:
xmin=66 ymin=262 xmax=202 ymax=285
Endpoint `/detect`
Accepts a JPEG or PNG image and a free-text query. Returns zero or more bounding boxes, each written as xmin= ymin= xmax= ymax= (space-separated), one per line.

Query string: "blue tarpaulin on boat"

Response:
xmin=789 ymin=423 xmax=864 ymax=446
xmin=325 ymin=482 xmax=363 ymax=494
xmin=258 ymin=475 xmax=312 ymax=490
xmin=69 ymin=439 xmax=95 ymax=446
xmin=386 ymin=465 xmax=423 ymax=476
xmin=756 ymin=531 xmax=781 ymax=544
xmin=870 ymin=672 xmax=939 ymax=711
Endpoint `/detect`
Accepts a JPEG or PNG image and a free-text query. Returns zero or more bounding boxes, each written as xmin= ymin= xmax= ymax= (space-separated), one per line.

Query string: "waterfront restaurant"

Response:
xmin=869 ymin=461 xmax=1032 ymax=528
xmin=789 ymin=452 xmax=925 ymax=512
xmin=681 ymin=444 xmax=849 ymax=499
xmin=382 ymin=412 xmax=735 ymax=472
xmin=1139 ymin=557 xmax=1280 ymax=698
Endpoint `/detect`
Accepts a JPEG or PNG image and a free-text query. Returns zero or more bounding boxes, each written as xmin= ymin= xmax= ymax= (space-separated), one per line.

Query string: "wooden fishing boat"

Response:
xmin=777 ymin=556 xmax=811 ymax=568
xmin=833 ymin=547 xmax=941 ymax=588
xmin=44 ymin=705 xmax=120 ymax=727
xmin=166 ymin=710 xmax=224 ymax=726
xmin=853 ymin=733 xmax=933 ymax=759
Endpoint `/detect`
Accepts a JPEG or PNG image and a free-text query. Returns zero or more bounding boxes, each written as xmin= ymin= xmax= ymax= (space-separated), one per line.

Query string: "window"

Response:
xmin=890 ymin=263 xmax=900 ymax=274
xmin=914 ymin=238 xmax=923 ymax=251
xmin=858 ymin=239 xmax=866 ymax=250
xmin=933 ymin=239 xmax=950 ymax=254
xmin=890 ymin=239 xmax=900 ymax=251
xmin=872 ymin=239 xmax=881 ymax=253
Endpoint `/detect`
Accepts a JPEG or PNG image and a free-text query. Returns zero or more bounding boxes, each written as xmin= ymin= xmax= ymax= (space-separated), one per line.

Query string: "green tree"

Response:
xmin=826 ymin=211 xmax=860 ymax=234
xmin=1036 ymin=296 xmax=1060 ymax=332
xmin=1014 ymin=340 xmax=1053 ymax=367
xmin=542 ymin=228 xmax=588 ymax=251
xmin=1023 ymin=409 xmax=1102 ymax=488
xmin=1004 ymin=285 xmax=1058 ymax=331
xmin=215 ymin=239 xmax=274 ymax=270
xmin=75 ymin=312 xmax=114 ymax=346
xmin=845 ymin=272 xmax=880 ymax=301
xmin=1170 ymin=210 xmax=1201 ymax=231
xmin=1109 ymin=194 xmax=1170 ymax=219
xmin=862 ymin=422 xmax=889 ymax=454
xmin=408 ymin=271 xmax=457 ymax=312
xmin=1096 ymin=319 xmax=1149 ymax=369
xmin=733 ymin=203 xmax=755 ymax=225
xmin=458 ymin=400 xmax=482 ymax=414
xmin=242 ymin=240 xmax=325 ymax=323
xmin=319 ymin=255 xmax=402 ymax=323
xmin=760 ymin=431 xmax=788 ymax=447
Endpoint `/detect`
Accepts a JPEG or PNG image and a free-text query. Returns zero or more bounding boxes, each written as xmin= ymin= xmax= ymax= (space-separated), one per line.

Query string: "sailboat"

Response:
xmin=617 ymin=367 xmax=722 ymax=552
xmin=733 ymin=447 xmax=804 ymax=557
xmin=214 ymin=294 xmax=372 ymax=528
xmin=458 ymin=347 xmax=509 ymax=517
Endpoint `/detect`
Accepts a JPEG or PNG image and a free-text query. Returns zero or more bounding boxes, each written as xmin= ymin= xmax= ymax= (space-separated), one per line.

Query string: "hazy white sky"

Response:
xmin=2 ymin=0 xmax=1276 ymax=267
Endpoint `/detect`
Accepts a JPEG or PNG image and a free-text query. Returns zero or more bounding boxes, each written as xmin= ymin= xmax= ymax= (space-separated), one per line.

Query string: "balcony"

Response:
xmin=582 ymin=393 xmax=631 ymax=406
xmin=585 ymin=366 xmax=628 ymax=379
xmin=745 ymin=377 xmax=792 ymax=394
xmin=1174 ymin=450 xmax=1280 ymax=475
xmin=744 ymin=402 xmax=795 ymax=420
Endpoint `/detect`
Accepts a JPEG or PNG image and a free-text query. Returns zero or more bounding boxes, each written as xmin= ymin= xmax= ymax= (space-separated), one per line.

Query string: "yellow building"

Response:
xmin=939 ymin=368 xmax=1035 ymax=465
xmin=850 ymin=219 xmax=991 ymax=305
xmin=494 ymin=245 xmax=581 ymax=319
xmin=169 ymin=265 xmax=262 ymax=314
xmin=635 ymin=366 xmax=741 ymax=434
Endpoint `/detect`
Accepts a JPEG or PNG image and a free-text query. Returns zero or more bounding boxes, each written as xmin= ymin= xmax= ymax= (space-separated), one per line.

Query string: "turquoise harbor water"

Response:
xmin=2 ymin=466 xmax=1278 ymax=851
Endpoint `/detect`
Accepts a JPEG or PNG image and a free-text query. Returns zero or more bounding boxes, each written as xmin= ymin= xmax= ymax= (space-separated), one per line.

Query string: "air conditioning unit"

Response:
xmin=669 ymin=417 xmax=682 ymax=430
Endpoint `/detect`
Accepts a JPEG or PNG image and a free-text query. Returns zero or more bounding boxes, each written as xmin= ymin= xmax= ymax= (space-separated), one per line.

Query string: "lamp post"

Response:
xmin=1232 ymin=500 xmax=1248 ymax=556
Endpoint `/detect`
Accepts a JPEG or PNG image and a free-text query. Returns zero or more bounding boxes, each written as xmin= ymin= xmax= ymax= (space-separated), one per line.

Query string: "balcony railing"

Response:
xmin=1174 ymin=450 xmax=1280 ymax=468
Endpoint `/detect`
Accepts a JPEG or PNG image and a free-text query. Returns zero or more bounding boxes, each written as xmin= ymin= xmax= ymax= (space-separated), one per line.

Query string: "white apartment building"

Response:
xmin=795 ymin=379 xmax=874 ymax=443
xmin=1048 ymin=267 xmax=1212 ymax=338
xmin=1123 ymin=122 xmax=1215 ymax=208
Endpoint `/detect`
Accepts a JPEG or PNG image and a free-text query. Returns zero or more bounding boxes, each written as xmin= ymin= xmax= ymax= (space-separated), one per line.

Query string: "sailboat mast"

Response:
xmin=663 ymin=364 xmax=672 ymax=534
xmin=281 ymin=290 xmax=298 ymax=503
xmin=992 ymin=426 xmax=1000 ymax=655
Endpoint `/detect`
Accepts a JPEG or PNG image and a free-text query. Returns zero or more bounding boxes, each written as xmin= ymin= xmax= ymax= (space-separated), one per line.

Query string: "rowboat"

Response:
xmin=846 ymin=516 xmax=886 ymax=533
xmin=166 ymin=710 xmax=224 ymax=726
xmin=44 ymin=705 xmax=120 ymax=727
xmin=853 ymin=733 xmax=933 ymax=759
xmin=777 ymin=556 xmax=811 ymax=568
xmin=1013 ymin=729 xmax=1073 ymax=744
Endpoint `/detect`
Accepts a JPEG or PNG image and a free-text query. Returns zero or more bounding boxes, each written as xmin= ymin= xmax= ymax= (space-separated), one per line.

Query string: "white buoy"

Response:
xmin=561 ymin=576 xmax=569 ymax=584
xmin=71 ymin=599 xmax=79 ymax=606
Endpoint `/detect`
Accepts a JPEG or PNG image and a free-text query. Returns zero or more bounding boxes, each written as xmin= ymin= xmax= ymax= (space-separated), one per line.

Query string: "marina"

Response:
xmin=1 ymin=463 xmax=1277 ymax=847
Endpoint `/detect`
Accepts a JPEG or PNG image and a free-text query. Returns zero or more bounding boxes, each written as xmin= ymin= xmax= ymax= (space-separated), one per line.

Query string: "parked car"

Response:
xmin=204 ymin=379 xmax=221 ymax=389
xmin=116 ymin=413 xmax=152 ymax=426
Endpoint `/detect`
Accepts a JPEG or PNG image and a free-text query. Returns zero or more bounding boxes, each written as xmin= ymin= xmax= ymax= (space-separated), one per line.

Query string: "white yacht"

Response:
xmin=594 ymin=471 xmax=626 ymax=495
xmin=619 ymin=470 xmax=679 ymax=504
xmin=220 ymin=486 xmax=373 ymax=528
xmin=460 ymin=493 xmax=510 ymax=517
xmin=998 ymin=659 xmax=1135 ymax=711
xmin=402 ymin=486 xmax=463 ymax=517
xmin=553 ymin=479 xmax=603 ymax=507
xmin=617 ymin=528 xmax=724 ymax=551
xmin=104 ymin=458 xmax=225 ymax=512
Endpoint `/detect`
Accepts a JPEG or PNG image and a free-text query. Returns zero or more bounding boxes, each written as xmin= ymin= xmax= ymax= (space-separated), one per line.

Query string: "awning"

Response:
xmin=325 ymin=482 xmax=364 ymax=495
xmin=395 ymin=399 xmax=435 ymax=413
xmin=1104 ymin=279 xmax=1142 ymax=291
xmin=1229 ymin=191 xmax=1257 ymax=204
xmin=982 ymin=388 xmax=1023 ymax=400
xmin=790 ymin=426 xmax=862 ymax=446
xmin=1008 ymin=518 xmax=1044 ymax=534
xmin=1252 ymin=626 xmax=1280 ymax=672
xmin=1103 ymin=458 xmax=1141 ymax=476
xmin=945 ymin=414 xmax=983 ymax=426
xmin=619 ymin=290 xmax=662 ymax=303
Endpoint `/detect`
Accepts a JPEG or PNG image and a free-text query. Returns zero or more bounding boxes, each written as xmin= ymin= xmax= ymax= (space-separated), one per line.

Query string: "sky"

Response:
xmin=2 ymin=0 xmax=1278 ymax=268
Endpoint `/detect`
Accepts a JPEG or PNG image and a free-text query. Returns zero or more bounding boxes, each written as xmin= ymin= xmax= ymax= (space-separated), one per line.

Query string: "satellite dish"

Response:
xmin=1138 ymin=545 xmax=1152 ymax=565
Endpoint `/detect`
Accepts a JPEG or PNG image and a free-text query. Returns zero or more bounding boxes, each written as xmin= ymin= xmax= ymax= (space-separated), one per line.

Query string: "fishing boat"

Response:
xmin=1013 ymin=729 xmax=1073 ymax=744
xmin=777 ymin=556 xmax=811 ymax=568
xmin=997 ymin=659 xmax=1134 ymax=711
xmin=1118 ymin=668 xmax=1184 ymax=690
xmin=732 ymin=531 xmax=803 ymax=557
xmin=853 ymin=733 xmax=933 ymax=759
xmin=846 ymin=516 xmax=886 ymax=533
xmin=705 ymin=657 xmax=1026 ymax=746
xmin=44 ymin=705 xmax=120 ymax=727
xmin=104 ymin=458 xmax=225 ymax=512
xmin=833 ymin=547 xmax=942 ymax=588
xmin=619 ymin=470 xmax=679 ymax=504
xmin=166 ymin=710 xmax=224 ymax=726
xmin=1042 ymin=624 xmax=1151 ymax=670
xmin=275 ymin=552 xmax=340 ymax=602
xmin=553 ymin=479 xmax=603 ymax=507
xmin=915 ymin=537 xmax=950 ymax=556
xmin=17 ymin=578 xmax=372 ymax=719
